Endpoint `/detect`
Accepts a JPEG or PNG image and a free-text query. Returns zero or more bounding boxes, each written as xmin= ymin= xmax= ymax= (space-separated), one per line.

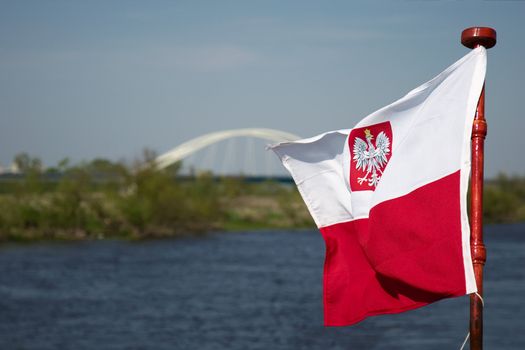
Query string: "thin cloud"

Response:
xmin=0 ymin=45 xmax=262 ymax=74
xmin=167 ymin=45 xmax=260 ymax=72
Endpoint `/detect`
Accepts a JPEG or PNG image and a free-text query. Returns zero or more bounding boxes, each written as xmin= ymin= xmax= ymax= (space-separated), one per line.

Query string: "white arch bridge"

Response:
xmin=155 ymin=128 xmax=300 ymax=176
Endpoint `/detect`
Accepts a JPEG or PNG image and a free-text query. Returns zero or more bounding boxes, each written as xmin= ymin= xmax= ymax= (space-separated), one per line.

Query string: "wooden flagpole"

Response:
xmin=461 ymin=26 xmax=496 ymax=350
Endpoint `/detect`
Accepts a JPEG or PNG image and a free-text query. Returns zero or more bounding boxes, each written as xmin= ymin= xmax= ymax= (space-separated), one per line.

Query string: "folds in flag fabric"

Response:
xmin=271 ymin=47 xmax=487 ymax=326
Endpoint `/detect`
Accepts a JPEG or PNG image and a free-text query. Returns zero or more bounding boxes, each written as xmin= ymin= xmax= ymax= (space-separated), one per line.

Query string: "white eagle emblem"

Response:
xmin=352 ymin=128 xmax=391 ymax=188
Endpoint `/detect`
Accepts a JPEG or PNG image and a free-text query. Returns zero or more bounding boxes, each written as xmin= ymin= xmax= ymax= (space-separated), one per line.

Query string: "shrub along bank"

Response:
xmin=0 ymin=153 xmax=312 ymax=242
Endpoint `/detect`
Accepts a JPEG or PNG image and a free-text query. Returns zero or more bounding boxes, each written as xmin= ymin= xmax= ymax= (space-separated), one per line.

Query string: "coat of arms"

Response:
xmin=349 ymin=122 xmax=393 ymax=191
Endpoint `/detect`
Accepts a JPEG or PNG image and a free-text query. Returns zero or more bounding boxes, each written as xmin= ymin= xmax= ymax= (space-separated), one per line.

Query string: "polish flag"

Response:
xmin=271 ymin=47 xmax=487 ymax=326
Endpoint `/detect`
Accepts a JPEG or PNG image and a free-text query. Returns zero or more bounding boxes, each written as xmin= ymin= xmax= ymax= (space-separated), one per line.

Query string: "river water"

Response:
xmin=0 ymin=224 xmax=523 ymax=350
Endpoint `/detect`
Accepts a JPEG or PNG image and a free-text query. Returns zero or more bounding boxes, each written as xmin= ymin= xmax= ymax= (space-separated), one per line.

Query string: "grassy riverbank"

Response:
xmin=0 ymin=153 xmax=524 ymax=242
xmin=0 ymin=153 xmax=312 ymax=242
xmin=483 ymin=174 xmax=525 ymax=223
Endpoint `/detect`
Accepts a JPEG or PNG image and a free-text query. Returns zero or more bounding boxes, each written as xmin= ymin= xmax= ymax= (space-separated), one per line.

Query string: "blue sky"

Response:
xmin=1 ymin=1 xmax=524 ymax=176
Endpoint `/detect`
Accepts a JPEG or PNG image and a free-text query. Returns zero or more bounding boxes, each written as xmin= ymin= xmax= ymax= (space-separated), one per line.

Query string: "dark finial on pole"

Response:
xmin=461 ymin=26 xmax=496 ymax=350
xmin=462 ymin=27 xmax=497 ymax=49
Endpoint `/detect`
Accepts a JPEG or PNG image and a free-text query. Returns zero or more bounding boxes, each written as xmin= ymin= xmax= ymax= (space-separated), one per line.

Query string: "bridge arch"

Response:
xmin=155 ymin=128 xmax=300 ymax=169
